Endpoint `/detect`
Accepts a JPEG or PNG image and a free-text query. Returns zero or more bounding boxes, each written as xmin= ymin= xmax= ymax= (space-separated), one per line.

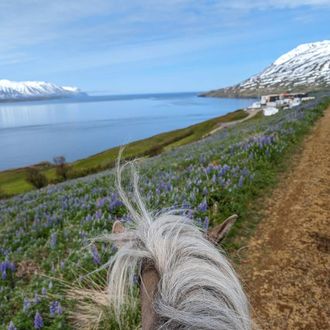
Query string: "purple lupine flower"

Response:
xmin=34 ymin=293 xmax=41 ymax=304
xmin=91 ymin=245 xmax=101 ymax=265
xmin=166 ymin=183 xmax=173 ymax=192
xmin=41 ymin=287 xmax=47 ymax=296
xmin=7 ymin=321 xmax=17 ymax=330
xmin=181 ymin=200 xmax=190 ymax=209
xmin=109 ymin=198 xmax=123 ymax=211
xmin=85 ymin=214 xmax=92 ymax=222
xmin=96 ymin=197 xmax=106 ymax=208
xmin=57 ymin=303 xmax=63 ymax=315
xmin=203 ymin=216 xmax=210 ymax=231
xmin=186 ymin=210 xmax=194 ymax=219
xmin=50 ymin=301 xmax=62 ymax=317
xmin=95 ymin=210 xmax=102 ymax=220
xmin=34 ymin=311 xmax=44 ymax=329
xmin=50 ymin=233 xmax=57 ymax=249
xmin=189 ymin=191 xmax=196 ymax=202
xmin=198 ymin=199 xmax=208 ymax=213
xmin=238 ymin=176 xmax=244 ymax=188
xmin=23 ymin=297 xmax=31 ymax=312
xmin=9 ymin=262 xmax=15 ymax=272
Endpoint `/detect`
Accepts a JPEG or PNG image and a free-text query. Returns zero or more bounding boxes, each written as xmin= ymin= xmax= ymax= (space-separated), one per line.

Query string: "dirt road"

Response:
xmin=203 ymin=109 xmax=261 ymax=138
xmin=239 ymin=108 xmax=330 ymax=329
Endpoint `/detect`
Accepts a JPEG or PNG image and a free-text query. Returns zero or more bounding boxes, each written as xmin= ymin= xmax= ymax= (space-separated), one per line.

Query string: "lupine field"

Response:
xmin=0 ymin=97 xmax=329 ymax=329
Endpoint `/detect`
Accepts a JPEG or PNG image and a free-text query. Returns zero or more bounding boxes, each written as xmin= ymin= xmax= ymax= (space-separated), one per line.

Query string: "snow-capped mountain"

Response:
xmin=203 ymin=40 xmax=330 ymax=97
xmin=0 ymin=80 xmax=84 ymax=101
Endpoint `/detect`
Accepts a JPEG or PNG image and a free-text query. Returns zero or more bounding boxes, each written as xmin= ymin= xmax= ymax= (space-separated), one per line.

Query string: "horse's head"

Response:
xmin=111 ymin=211 xmax=250 ymax=330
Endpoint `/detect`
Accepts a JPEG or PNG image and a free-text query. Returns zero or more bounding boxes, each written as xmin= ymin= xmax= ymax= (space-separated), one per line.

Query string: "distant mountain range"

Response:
xmin=202 ymin=40 xmax=330 ymax=98
xmin=0 ymin=79 xmax=84 ymax=101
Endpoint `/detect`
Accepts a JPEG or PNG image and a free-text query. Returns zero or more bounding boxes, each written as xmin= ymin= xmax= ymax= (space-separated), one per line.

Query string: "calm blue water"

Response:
xmin=0 ymin=93 xmax=255 ymax=171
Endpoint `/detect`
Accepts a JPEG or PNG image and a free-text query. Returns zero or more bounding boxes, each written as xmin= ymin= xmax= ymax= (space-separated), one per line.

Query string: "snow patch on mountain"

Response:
xmin=0 ymin=79 xmax=83 ymax=101
xmin=204 ymin=40 xmax=330 ymax=97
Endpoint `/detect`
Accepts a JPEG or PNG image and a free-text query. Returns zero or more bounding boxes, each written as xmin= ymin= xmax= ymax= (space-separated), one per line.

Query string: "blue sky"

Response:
xmin=0 ymin=0 xmax=329 ymax=94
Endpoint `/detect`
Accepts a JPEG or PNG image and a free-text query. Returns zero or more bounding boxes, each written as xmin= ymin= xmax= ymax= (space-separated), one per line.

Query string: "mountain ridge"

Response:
xmin=0 ymin=79 xmax=84 ymax=101
xmin=202 ymin=40 xmax=330 ymax=98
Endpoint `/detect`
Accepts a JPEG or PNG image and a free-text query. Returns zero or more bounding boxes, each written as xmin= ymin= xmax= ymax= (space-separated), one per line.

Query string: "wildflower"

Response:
xmin=96 ymin=197 xmax=106 ymax=208
xmin=238 ymin=176 xmax=244 ymax=188
xmin=198 ymin=199 xmax=208 ymax=213
xmin=23 ymin=297 xmax=31 ymax=312
xmin=34 ymin=293 xmax=41 ymax=304
xmin=203 ymin=216 xmax=210 ymax=231
xmin=34 ymin=311 xmax=44 ymax=329
xmin=241 ymin=168 xmax=250 ymax=177
xmin=91 ymin=244 xmax=101 ymax=265
xmin=50 ymin=300 xmax=63 ymax=317
xmin=95 ymin=210 xmax=102 ymax=220
xmin=109 ymin=196 xmax=123 ymax=211
xmin=85 ymin=214 xmax=92 ymax=222
xmin=57 ymin=303 xmax=63 ymax=315
xmin=7 ymin=321 xmax=17 ymax=330
xmin=50 ymin=233 xmax=57 ymax=249
xmin=41 ymin=287 xmax=47 ymax=296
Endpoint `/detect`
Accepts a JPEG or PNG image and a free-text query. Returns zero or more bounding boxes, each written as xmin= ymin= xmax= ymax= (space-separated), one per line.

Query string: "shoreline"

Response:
xmin=0 ymin=108 xmax=251 ymax=197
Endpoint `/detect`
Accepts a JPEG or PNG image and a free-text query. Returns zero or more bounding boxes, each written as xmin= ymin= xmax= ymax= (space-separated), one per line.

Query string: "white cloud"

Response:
xmin=0 ymin=0 xmax=328 ymax=68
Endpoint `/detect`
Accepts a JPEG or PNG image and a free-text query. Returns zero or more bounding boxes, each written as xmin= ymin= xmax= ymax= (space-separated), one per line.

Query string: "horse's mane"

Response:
xmin=104 ymin=163 xmax=252 ymax=329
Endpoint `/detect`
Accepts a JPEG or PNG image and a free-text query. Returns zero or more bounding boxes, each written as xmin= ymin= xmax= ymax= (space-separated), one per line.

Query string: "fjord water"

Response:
xmin=0 ymin=93 xmax=255 ymax=171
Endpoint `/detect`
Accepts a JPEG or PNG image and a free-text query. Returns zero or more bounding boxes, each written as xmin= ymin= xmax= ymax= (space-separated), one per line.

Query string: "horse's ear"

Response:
xmin=207 ymin=214 xmax=238 ymax=244
xmin=112 ymin=220 xmax=126 ymax=234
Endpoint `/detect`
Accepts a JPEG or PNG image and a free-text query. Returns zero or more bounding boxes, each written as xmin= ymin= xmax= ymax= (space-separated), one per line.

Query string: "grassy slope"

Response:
xmin=0 ymin=99 xmax=329 ymax=329
xmin=0 ymin=110 xmax=247 ymax=197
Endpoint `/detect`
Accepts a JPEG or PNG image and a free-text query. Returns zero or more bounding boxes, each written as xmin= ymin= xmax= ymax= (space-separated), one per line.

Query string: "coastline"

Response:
xmin=0 ymin=108 xmax=250 ymax=197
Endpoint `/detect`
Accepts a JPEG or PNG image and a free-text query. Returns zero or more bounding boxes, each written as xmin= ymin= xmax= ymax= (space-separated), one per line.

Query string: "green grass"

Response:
xmin=0 ymin=110 xmax=247 ymax=197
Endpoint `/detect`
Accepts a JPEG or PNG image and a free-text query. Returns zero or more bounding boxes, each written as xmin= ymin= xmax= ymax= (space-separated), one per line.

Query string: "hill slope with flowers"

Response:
xmin=0 ymin=95 xmax=329 ymax=329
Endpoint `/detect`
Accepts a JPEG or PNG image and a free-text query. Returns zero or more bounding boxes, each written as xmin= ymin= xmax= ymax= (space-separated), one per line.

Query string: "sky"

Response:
xmin=0 ymin=0 xmax=329 ymax=94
